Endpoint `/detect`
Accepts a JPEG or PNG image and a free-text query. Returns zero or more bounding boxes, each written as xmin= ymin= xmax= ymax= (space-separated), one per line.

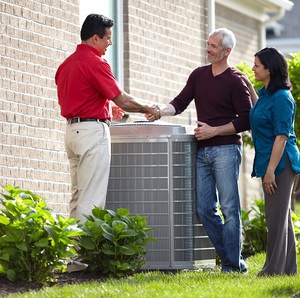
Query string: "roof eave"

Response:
xmin=215 ymin=0 xmax=294 ymax=22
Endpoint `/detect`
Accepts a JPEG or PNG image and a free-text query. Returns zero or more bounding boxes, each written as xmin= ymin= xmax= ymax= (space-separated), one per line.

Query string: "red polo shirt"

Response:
xmin=55 ymin=44 xmax=123 ymax=120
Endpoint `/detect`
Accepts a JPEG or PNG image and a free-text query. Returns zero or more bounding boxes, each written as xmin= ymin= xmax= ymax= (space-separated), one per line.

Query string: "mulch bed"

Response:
xmin=0 ymin=272 xmax=106 ymax=297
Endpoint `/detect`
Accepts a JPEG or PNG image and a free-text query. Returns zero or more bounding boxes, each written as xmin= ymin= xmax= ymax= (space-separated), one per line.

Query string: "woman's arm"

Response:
xmin=263 ymin=134 xmax=288 ymax=195
xmin=247 ymin=83 xmax=258 ymax=105
xmin=233 ymin=69 xmax=258 ymax=105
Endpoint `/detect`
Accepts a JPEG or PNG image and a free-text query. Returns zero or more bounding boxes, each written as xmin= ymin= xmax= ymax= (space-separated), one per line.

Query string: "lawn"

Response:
xmin=7 ymin=253 xmax=300 ymax=298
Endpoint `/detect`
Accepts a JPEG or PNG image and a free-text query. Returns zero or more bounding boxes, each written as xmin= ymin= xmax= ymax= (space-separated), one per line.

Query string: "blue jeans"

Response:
xmin=196 ymin=144 xmax=246 ymax=272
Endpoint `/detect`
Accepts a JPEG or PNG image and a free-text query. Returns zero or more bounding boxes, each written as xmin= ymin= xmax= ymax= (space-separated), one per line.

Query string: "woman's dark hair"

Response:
xmin=80 ymin=14 xmax=114 ymax=41
xmin=255 ymin=47 xmax=292 ymax=94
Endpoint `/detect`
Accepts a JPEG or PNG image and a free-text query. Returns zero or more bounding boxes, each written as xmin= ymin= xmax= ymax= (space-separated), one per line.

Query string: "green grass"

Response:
xmin=8 ymin=253 xmax=300 ymax=298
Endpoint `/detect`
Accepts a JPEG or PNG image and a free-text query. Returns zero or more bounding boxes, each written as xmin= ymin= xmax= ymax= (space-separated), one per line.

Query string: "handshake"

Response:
xmin=111 ymin=104 xmax=161 ymax=121
xmin=145 ymin=104 xmax=161 ymax=121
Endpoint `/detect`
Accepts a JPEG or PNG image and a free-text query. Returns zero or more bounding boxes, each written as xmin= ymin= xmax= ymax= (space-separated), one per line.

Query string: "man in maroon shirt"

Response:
xmin=147 ymin=28 xmax=251 ymax=273
xmin=55 ymin=14 xmax=159 ymax=226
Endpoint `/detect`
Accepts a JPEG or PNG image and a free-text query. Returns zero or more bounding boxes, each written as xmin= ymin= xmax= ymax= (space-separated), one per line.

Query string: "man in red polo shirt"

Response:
xmin=55 ymin=14 xmax=159 ymax=226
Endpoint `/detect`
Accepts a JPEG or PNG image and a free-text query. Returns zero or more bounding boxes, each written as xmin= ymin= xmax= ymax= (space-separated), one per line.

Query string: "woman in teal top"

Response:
xmin=250 ymin=89 xmax=300 ymax=177
xmin=246 ymin=47 xmax=300 ymax=276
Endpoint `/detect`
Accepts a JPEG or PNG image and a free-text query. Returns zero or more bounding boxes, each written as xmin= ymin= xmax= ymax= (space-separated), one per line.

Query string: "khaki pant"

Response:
xmin=65 ymin=121 xmax=111 ymax=224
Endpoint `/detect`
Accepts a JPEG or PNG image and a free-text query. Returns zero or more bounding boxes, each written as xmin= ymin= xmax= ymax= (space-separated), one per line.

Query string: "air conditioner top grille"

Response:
xmin=110 ymin=121 xmax=187 ymax=136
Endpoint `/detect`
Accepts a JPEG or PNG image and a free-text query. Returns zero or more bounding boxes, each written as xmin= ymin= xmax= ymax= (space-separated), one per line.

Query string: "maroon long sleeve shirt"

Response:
xmin=170 ymin=65 xmax=252 ymax=148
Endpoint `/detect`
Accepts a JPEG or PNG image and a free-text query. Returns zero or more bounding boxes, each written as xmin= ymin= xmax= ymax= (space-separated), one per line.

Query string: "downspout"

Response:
xmin=111 ymin=0 xmax=124 ymax=87
xmin=208 ymin=0 xmax=215 ymax=34
xmin=259 ymin=7 xmax=286 ymax=49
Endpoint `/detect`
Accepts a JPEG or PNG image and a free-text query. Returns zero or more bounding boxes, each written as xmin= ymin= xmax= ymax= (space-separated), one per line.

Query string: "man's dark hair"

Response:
xmin=80 ymin=14 xmax=114 ymax=41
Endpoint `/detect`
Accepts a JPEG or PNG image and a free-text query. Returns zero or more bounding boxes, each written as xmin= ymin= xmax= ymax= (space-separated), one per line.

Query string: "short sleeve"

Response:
xmin=92 ymin=58 xmax=123 ymax=100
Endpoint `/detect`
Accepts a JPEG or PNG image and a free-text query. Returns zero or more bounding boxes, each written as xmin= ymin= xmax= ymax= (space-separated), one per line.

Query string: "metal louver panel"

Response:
xmin=106 ymin=123 xmax=215 ymax=269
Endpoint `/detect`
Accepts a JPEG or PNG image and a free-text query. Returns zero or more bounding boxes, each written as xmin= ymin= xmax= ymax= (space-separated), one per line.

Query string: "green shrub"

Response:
xmin=78 ymin=207 xmax=156 ymax=278
xmin=242 ymin=199 xmax=267 ymax=256
xmin=292 ymin=211 xmax=300 ymax=254
xmin=0 ymin=185 xmax=84 ymax=282
xmin=287 ymin=53 xmax=300 ymax=148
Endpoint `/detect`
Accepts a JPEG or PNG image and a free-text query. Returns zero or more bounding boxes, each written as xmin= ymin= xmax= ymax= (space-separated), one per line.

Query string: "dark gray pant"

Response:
xmin=259 ymin=158 xmax=297 ymax=276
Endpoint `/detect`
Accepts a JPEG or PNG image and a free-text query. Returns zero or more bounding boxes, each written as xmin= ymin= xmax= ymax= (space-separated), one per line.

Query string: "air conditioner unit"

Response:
xmin=106 ymin=122 xmax=215 ymax=270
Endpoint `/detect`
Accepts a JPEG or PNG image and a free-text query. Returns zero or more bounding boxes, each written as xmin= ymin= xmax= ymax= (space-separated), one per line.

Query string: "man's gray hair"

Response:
xmin=209 ymin=28 xmax=236 ymax=51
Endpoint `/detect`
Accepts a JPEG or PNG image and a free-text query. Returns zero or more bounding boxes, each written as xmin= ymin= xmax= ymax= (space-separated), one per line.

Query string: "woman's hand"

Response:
xmin=263 ymin=171 xmax=277 ymax=195
xmin=232 ymin=68 xmax=252 ymax=88
xmin=232 ymin=68 xmax=258 ymax=105
xmin=263 ymin=135 xmax=287 ymax=195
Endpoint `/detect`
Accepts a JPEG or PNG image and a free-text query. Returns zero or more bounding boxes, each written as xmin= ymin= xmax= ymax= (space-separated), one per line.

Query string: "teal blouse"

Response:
xmin=249 ymin=87 xmax=300 ymax=178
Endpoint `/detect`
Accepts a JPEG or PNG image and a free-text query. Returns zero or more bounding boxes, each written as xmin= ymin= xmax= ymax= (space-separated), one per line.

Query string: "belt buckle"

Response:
xmin=67 ymin=117 xmax=80 ymax=124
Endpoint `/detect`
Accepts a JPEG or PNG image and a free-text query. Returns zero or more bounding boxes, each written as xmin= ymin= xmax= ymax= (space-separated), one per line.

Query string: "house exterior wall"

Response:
xmin=122 ymin=0 xmax=208 ymax=125
xmin=0 ymin=0 xmax=263 ymax=215
xmin=215 ymin=3 xmax=260 ymax=66
xmin=0 ymin=0 xmax=80 ymax=214
xmin=215 ymin=3 xmax=263 ymax=206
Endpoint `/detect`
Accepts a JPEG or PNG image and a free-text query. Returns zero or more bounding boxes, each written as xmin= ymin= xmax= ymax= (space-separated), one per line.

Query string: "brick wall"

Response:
xmin=122 ymin=0 xmax=208 ymax=125
xmin=0 ymin=0 xmax=264 ymax=215
xmin=0 ymin=0 xmax=80 ymax=214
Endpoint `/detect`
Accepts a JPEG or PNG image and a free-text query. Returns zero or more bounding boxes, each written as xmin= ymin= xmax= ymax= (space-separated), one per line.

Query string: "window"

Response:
xmin=80 ymin=0 xmax=123 ymax=86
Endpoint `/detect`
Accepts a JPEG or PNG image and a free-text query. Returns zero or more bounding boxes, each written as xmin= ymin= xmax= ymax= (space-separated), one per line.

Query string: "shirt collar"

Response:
xmin=77 ymin=44 xmax=101 ymax=57
xmin=258 ymin=87 xmax=270 ymax=98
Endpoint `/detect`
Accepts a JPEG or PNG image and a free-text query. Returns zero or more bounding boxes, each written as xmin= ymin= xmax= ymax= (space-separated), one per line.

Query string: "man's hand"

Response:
xmin=112 ymin=105 xmax=125 ymax=121
xmin=194 ymin=121 xmax=217 ymax=140
xmin=145 ymin=105 xmax=161 ymax=122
